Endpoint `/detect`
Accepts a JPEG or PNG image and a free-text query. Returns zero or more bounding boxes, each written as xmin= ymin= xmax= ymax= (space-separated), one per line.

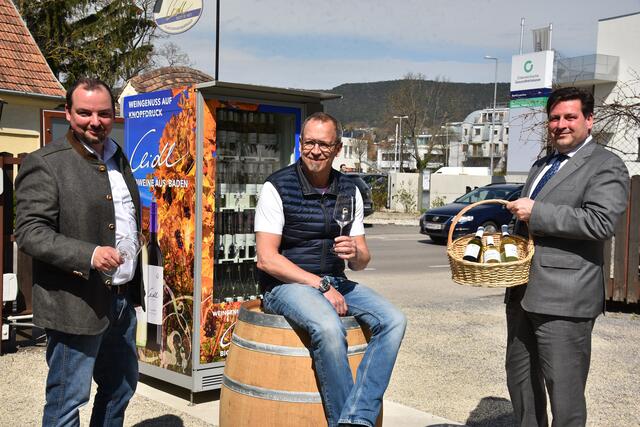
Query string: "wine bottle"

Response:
xmin=500 ymin=224 xmax=519 ymax=262
xmin=245 ymin=209 xmax=256 ymax=259
xmin=235 ymin=210 xmax=246 ymax=261
xmin=216 ymin=211 xmax=225 ymax=261
xmin=483 ymin=235 xmax=501 ymax=264
xmin=462 ymin=226 xmax=484 ymax=262
xmin=146 ymin=200 xmax=164 ymax=352
xmin=225 ymin=210 xmax=236 ymax=260
xmin=135 ymin=243 xmax=149 ymax=347
xmin=213 ymin=264 xmax=222 ymax=303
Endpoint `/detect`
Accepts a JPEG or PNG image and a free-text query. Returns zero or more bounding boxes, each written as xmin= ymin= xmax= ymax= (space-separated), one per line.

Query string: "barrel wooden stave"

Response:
xmin=220 ymin=300 xmax=382 ymax=427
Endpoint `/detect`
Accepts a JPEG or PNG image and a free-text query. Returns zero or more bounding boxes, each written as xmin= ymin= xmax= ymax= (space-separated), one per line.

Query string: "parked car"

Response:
xmin=346 ymin=175 xmax=374 ymax=217
xmin=420 ymin=183 xmax=524 ymax=244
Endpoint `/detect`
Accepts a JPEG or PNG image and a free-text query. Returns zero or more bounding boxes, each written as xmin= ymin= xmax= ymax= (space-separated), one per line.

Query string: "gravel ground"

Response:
xmin=383 ymin=293 xmax=640 ymax=427
xmin=0 ymin=345 xmax=211 ymax=426
xmin=3 ymin=297 xmax=637 ymax=426
xmin=3 ymin=235 xmax=639 ymax=427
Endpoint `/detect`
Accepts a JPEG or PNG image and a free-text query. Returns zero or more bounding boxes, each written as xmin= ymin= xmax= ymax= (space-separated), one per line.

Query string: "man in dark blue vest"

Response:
xmin=255 ymin=112 xmax=406 ymax=427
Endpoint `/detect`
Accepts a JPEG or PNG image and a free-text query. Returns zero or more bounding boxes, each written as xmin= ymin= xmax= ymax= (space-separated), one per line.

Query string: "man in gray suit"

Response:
xmin=15 ymin=78 xmax=143 ymax=426
xmin=505 ymin=87 xmax=629 ymax=427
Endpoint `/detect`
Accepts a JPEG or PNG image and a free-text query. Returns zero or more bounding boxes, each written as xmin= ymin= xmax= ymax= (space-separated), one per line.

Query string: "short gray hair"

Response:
xmin=300 ymin=112 xmax=343 ymax=144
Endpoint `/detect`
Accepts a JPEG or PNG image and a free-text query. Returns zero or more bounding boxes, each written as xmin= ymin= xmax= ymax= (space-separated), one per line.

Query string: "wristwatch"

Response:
xmin=318 ymin=276 xmax=333 ymax=293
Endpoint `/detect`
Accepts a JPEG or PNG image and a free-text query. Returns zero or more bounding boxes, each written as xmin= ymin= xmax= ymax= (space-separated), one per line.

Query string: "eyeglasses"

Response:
xmin=300 ymin=139 xmax=340 ymax=153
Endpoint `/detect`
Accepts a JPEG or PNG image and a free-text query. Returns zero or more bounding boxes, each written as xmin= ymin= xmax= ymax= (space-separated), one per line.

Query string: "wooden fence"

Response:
xmin=1 ymin=155 xmax=639 ymax=354
xmin=604 ymin=175 xmax=640 ymax=304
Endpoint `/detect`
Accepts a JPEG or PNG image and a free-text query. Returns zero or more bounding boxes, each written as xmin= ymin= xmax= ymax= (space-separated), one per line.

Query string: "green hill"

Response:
xmin=321 ymin=80 xmax=511 ymax=129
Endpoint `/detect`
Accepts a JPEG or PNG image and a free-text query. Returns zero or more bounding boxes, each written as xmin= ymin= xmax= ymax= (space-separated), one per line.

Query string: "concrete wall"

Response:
xmin=388 ymin=172 xmax=420 ymax=212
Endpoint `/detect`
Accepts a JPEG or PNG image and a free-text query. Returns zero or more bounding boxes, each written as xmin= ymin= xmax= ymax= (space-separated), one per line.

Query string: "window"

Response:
xmin=474 ymin=128 xmax=481 ymax=136
xmin=464 ymin=129 xmax=468 ymax=136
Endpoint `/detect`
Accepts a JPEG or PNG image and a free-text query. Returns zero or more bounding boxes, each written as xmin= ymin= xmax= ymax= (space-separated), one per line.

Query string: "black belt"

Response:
xmin=106 ymin=282 xmax=129 ymax=296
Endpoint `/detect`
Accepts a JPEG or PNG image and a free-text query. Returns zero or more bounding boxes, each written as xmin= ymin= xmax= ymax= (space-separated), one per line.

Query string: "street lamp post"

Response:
xmin=393 ymin=115 xmax=408 ymax=172
xmin=484 ymin=56 xmax=498 ymax=176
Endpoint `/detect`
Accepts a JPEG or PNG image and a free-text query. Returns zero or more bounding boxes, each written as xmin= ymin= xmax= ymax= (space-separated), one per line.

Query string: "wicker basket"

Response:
xmin=447 ymin=199 xmax=534 ymax=288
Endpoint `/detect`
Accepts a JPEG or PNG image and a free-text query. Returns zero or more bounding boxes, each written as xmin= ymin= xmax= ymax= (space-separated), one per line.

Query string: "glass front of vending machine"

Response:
xmin=124 ymin=81 xmax=339 ymax=395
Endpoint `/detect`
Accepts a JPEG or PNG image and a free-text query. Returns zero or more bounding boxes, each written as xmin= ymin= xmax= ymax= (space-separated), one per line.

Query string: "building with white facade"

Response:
xmin=449 ymin=106 xmax=509 ymax=173
xmin=555 ymin=11 xmax=640 ymax=176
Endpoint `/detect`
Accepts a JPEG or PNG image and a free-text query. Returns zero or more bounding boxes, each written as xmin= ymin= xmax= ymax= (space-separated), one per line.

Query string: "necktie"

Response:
xmin=530 ymin=154 xmax=568 ymax=199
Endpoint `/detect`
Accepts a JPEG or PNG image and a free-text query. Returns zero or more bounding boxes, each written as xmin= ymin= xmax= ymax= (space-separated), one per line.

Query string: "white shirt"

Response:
xmin=84 ymin=138 xmax=138 ymax=284
xmin=255 ymin=181 xmax=365 ymax=236
xmin=528 ymin=135 xmax=592 ymax=198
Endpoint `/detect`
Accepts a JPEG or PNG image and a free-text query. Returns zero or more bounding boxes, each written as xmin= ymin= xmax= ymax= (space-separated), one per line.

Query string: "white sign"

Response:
xmin=510 ymin=51 xmax=554 ymax=92
xmin=153 ymin=0 xmax=203 ymax=35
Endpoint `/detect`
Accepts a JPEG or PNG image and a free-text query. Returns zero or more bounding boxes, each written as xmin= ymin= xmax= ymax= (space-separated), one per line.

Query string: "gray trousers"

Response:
xmin=505 ymin=302 xmax=595 ymax=427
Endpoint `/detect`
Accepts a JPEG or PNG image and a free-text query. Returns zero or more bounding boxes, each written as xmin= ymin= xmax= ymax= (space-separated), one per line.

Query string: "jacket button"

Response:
xmin=108 ymin=223 xmax=115 ymax=230
xmin=106 ymin=194 xmax=113 ymax=201
xmin=105 ymin=279 xmax=112 ymax=285
xmin=72 ymin=270 xmax=83 ymax=277
xmin=98 ymin=165 xmax=107 ymax=172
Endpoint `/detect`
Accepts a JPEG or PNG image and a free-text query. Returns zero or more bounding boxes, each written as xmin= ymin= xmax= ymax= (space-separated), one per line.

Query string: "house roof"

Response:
xmin=129 ymin=66 xmax=214 ymax=93
xmin=0 ymin=0 xmax=65 ymax=98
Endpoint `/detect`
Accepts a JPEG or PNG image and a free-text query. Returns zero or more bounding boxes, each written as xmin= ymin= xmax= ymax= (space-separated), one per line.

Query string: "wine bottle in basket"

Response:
xmin=500 ymin=225 xmax=519 ymax=262
xmin=462 ymin=226 xmax=484 ymax=262
xmin=483 ymin=235 xmax=501 ymax=264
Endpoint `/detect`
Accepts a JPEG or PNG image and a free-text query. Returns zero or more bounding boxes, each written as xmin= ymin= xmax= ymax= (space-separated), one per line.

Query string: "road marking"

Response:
xmin=367 ymin=235 xmax=421 ymax=241
xmin=428 ymin=264 xmax=450 ymax=268
xmin=364 ymin=267 xmax=376 ymax=271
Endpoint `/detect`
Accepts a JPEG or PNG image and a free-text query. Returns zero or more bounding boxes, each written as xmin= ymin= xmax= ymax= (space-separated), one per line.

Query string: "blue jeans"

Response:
xmin=42 ymin=294 xmax=138 ymax=427
xmin=263 ymin=278 xmax=406 ymax=427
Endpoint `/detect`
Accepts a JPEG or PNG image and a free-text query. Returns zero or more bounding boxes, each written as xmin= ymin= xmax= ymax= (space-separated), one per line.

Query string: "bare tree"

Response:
xmin=386 ymin=73 xmax=451 ymax=172
xmin=511 ymin=73 xmax=640 ymax=175
xmin=151 ymin=41 xmax=194 ymax=68
xmin=351 ymin=133 xmax=373 ymax=172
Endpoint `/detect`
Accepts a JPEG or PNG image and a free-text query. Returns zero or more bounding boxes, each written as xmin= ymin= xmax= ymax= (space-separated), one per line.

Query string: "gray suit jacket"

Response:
xmin=15 ymin=130 xmax=144 ymax=335
xmin=506 ymin=141 xmax=629 ymax=318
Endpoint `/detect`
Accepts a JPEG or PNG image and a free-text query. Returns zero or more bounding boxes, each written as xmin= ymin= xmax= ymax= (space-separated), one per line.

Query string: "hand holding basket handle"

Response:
xmin=447 ymin=199 xmax=534 ymax=288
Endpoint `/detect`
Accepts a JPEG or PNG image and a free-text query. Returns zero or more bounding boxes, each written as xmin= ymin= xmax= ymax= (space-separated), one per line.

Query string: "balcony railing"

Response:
xmin=555 ymin=54 xmax=619 ymax=85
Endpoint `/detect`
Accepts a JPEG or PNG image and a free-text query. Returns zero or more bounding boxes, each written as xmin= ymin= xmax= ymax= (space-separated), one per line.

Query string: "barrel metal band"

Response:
xmin=239 ymin=306 xmax=361 ymax=330
xmin=223 ymin=375 xmax=322 ymax=403
xmin=232 ymin=334 xmax=368 ymax=357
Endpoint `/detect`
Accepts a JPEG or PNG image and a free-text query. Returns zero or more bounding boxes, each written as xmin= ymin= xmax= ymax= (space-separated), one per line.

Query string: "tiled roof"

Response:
xmin=129 ymin=66 xmax=213 ymax=92
xmin=0 ymin=0 xmax=65 ymax=98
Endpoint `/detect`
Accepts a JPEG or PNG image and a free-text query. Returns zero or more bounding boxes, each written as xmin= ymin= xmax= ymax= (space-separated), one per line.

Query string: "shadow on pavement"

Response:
xmin=417 ymin=239 xmax=446 ymax=246
xmin=133 ymin=414 xmax=186 ymax=426
xmin=465 ymin=396 xmax=516 ymax=427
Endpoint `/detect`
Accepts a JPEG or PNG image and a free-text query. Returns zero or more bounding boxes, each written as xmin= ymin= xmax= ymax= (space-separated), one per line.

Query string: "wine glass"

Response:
xmin=331 ymin=194 xmax=354 ymax=254
xmin=105 ymin=231 xmax=147 ymax=277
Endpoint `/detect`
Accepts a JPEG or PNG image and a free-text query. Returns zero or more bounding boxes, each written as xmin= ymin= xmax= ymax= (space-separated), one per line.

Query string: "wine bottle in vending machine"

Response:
xmin=245 ymin=209 xmax=256 ymax=259
xmin=146 ymin=200 xmax=164 ymax=352
xmin=235 ymin=210 xmax=246 ymax=261
xmin=216 ymin=210 xmax=226 ymax=261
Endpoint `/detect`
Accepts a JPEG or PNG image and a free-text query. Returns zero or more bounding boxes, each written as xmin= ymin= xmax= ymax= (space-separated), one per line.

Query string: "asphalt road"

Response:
xmin=352 ymin=224 xmax=504 ymax=305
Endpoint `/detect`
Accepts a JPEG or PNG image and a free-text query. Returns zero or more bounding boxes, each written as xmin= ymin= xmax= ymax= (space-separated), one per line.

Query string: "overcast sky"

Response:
xmin=157 ymin=0 xmax=640 ymax=89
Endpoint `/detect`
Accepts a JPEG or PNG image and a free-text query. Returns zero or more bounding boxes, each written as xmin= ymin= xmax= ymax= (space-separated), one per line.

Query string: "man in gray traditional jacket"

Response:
xmin=15 ymin=78 xmax=144 ymax=427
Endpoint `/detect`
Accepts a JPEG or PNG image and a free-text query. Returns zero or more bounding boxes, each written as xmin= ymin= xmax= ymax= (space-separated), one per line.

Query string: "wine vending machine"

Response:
xmin=124 ymin=81 xmax=339 ymax=394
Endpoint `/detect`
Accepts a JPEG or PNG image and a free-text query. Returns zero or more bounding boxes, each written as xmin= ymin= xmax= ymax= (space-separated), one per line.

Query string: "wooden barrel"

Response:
xmin=219 ymin=299 xmax=382 ymax=427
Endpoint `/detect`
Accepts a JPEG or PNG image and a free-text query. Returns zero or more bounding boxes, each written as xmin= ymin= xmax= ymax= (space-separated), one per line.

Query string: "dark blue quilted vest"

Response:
xmin=259 ymin=161 xmax=357 ymax=290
